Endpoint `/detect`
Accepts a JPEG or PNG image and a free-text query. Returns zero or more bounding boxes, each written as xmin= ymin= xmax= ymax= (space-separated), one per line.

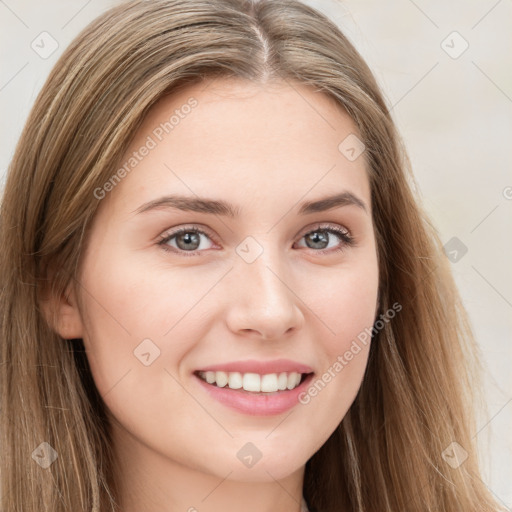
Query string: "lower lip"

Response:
xmin=194 ymin=373 xmax=315 ymax=416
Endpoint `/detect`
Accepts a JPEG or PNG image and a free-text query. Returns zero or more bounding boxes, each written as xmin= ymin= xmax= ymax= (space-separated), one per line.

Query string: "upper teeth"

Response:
xmin=197 ymin=371 xmax=303 ymax=393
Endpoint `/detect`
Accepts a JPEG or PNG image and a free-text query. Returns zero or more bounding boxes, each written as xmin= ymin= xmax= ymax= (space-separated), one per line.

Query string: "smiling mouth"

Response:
xmin=194 ymin=370 xmax=313 ymax=394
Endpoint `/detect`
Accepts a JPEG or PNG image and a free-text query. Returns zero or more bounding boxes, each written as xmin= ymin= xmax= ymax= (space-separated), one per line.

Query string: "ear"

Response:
xmin=41 ymin=279 xmax=84 ymax=340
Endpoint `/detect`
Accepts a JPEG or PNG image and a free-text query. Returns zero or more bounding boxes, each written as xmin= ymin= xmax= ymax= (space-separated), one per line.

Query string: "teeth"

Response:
xmin=198 ymin=370 xmax=305 ymax=393
xmin=277 ymin=372 xmax=288 ymax=390
xmin=243 ymin=373 xmax=261 ymax=392
xmin=215 ymin=371 xmax=228 ymax=388
xmin=261 ymin=373 xmax=277 ymax=392
xmin=228 ymin=372 xmax=243 ymax=389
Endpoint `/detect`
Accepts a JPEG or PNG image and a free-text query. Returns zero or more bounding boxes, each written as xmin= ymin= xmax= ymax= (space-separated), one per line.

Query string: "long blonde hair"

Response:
xmin=0 ymin=0 xmax=503 ymax=510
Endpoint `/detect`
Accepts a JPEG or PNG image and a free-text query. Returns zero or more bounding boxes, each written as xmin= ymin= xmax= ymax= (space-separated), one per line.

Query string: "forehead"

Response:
xmin=109 ymin=77 xmax=370 ymax=216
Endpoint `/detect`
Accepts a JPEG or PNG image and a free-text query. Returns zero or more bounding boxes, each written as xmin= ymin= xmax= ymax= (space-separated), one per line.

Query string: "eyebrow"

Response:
xmin=133 ymin=191 xmax=368 ymax=217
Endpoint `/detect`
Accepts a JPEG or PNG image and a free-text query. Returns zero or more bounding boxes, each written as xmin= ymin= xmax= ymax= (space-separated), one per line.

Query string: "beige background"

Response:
xmin=1 ymin=0 xmax=510 ymax=506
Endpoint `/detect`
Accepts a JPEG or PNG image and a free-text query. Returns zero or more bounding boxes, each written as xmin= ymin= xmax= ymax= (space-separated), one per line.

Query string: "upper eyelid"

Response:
xmin=158 ymin=224 xmax=219 ymax=245
xmin=158 ymin=222 xmax=352 ymax=245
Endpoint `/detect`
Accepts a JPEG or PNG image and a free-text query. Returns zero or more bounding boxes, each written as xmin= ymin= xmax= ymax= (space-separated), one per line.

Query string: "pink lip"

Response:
xmin=194 ymin=372 xmax=315 ymax=416
xmin=196 ymin=358 xmax=313 ymax=375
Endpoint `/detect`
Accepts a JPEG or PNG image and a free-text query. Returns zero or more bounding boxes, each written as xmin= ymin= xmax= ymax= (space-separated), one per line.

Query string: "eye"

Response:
xmin=294 ymin=224 xmax=355 ymax=255
xmin=157 ymin=223 xmax=355 ymax=256
xmin=158 ymin=226 xmax=216 ymax=256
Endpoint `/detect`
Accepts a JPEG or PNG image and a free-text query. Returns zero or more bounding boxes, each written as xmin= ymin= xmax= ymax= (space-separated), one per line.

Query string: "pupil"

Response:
xmin=178 ymin=232 xmax=200 ymax=250
xmin=307 ymin=230 xmax=328 ymax=249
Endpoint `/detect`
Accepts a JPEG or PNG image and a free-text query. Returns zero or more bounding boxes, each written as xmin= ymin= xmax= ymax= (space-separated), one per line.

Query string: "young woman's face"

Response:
xmin=72 ymin=78 xmax=379 ymax=483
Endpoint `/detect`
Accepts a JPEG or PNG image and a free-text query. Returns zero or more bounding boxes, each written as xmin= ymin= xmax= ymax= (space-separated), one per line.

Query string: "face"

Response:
xmin=63 ymin=78 xmax=379 ymax=485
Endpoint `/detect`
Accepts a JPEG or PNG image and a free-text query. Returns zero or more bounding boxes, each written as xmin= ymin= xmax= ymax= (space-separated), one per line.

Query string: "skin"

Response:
xmin=53 ymin=77 xmax=379 ymax=512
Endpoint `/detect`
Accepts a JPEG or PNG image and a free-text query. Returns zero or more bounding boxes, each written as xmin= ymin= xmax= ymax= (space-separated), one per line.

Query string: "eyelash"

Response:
xmin=157 ymin=223 xmax=355 ymax=257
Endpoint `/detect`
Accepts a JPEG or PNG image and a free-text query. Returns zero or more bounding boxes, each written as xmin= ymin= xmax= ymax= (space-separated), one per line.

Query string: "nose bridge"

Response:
xmin=244 ymin=247 xmax=289 ymax=305
xmin=227 ymin=236 xmax=302 ymax=338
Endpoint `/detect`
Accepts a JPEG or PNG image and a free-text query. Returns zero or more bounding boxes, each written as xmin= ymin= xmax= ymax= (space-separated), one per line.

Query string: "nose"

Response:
xmin=225 ymin=247 xmax=305 ymax=340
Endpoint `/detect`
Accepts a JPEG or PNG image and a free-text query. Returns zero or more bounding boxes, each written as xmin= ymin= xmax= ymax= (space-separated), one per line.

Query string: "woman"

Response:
xmin=0 ymin=0 xmax=504 ymax=511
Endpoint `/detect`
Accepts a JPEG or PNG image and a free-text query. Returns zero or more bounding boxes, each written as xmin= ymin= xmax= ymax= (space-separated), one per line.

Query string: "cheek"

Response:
xmin=76 ymin=246 xmax=214 ymax=401
xmin=79 ymin=242 xmax=217 ymax=335
xmin=302 ymin=255 xmax=379 ymax=354
xmin=293 ymin=253 xmax=379 ymax=436
xmin=76 ymin=251 xmax=220 ymax=455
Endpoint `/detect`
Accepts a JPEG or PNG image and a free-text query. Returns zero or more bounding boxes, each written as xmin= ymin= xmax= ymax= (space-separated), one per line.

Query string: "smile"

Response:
xmin=193 ymin=370 xmax=315 ymax=416
xmin=196 ymin=370 xmax=308 ymax=393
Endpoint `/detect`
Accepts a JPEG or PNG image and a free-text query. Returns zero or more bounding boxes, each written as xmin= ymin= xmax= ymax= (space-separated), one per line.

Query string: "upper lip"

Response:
xmin=195 ymin=358 xmax=314 ymax=375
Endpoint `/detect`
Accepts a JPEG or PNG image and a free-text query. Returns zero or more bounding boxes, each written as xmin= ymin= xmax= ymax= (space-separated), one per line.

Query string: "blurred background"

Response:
xmin=1 ymin=0 xmax=510 ymax=507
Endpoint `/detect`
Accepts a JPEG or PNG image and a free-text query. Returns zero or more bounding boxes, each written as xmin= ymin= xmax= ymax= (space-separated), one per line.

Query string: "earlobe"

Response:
xmin=41 ymin=281 xmax=84 ymax=340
